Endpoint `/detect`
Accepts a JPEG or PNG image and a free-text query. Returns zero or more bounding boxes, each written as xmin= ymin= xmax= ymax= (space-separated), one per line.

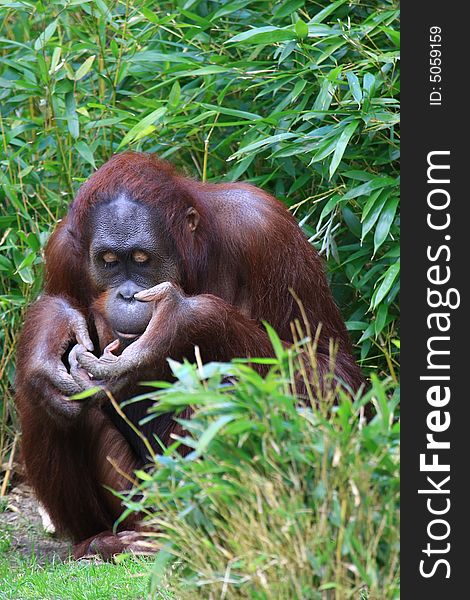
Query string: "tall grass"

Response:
xmin=121 ymin=334 xmax=399 ymax=599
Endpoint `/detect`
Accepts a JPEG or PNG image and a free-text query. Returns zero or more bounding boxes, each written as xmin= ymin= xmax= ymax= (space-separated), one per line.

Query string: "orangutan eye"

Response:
xmin=102 ymin=251 xmax=119 ymax=264
xmin=132 ymin=250 xmax=149 ymax=263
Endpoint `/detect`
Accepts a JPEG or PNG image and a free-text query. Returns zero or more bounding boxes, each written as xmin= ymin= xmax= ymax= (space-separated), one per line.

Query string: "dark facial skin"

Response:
xmin=88 ymin=195 xmax=179 ymax=344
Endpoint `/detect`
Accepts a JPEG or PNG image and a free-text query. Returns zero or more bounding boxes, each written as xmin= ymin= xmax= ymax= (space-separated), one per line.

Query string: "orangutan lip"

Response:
xmin=115 ymin=331 xmax=141 ymax=340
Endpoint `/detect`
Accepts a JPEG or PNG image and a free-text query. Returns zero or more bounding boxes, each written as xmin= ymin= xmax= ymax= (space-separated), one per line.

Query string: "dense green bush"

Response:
xmin=120 ymin=339 xmax=399 ymax=598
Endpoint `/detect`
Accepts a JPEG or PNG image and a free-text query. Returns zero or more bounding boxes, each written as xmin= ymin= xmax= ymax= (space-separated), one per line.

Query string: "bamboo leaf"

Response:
xmin=74 ymin=55 xmax=95 ymax=81
xmin=34 ymin=19 xmax=57 ymax=51
xmin=329 ymin=120 xmax=359 ymax=178
xmin=343 ymin=177 xmax=397 ymax=200
xmin=346 ymin=72 xmax=362 ymax=105
xmin=118 ymin=107 xmax=167 ymax=149
xmin=274 ymin=0 xmax=304 ymax=19
xmin=295 ymin=20 xmax=308 ymax=39
xmin=76 ymin=141 xmax=96 ymax=169
xmin=227 ymin=26 xmax=296 ymax=45
xmin=374 ymin=196 xmax=399 ymax=253
xmin=195 ymin=415 xmax=235 ymax=456
xmin=263 ymin=321 xmax=285 ymax=361
xmin=361 ymin=191 xmax=389 ymax=240
xmin=168 ymin=81 xmax=181 ymax=108
xmin=65 ymin=92 xmax=79 ymax=139
xmin=372 ymin=261 xmax=400 ymax=309
xmin=310 ymin=0 xmax=348 ymax=23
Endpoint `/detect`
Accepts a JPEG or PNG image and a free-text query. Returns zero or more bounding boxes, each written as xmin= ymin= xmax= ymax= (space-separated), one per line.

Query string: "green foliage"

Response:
xmin=0 ymin=4 xmax=400 ymax=593
xmin=126 ymin=356 xmax=400 ymax=599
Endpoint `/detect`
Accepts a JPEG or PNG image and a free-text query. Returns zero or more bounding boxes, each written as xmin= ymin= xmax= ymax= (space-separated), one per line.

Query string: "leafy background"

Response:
xmin=0 ymin=0 xmax=399 ymax=509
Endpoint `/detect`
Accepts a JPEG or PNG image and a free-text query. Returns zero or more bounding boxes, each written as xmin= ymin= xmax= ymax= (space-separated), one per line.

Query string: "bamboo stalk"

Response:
xmin=0 ymin=433 xmax=18 ymax=497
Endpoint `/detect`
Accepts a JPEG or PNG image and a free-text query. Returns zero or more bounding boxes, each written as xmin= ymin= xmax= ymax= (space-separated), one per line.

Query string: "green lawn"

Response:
xmin=0 ymin=500 xmax=173 ymax=600
xmin=0 ymin=549 xmax=164 ymax=600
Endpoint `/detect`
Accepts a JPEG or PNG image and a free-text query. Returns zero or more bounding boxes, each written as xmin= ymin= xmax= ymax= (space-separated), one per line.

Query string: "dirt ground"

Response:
xmin=1 ymin=484 xmax=70 ymax=562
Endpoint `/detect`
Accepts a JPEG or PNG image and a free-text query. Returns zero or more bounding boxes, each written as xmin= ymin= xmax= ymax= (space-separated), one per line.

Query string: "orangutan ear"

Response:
xmin=186 ymin=207 xmax=200 ymax=232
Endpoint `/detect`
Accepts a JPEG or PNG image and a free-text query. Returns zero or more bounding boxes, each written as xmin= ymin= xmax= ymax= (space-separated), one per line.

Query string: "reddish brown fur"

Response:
xmin=15 ymin=152 xmax=363 ymax=554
